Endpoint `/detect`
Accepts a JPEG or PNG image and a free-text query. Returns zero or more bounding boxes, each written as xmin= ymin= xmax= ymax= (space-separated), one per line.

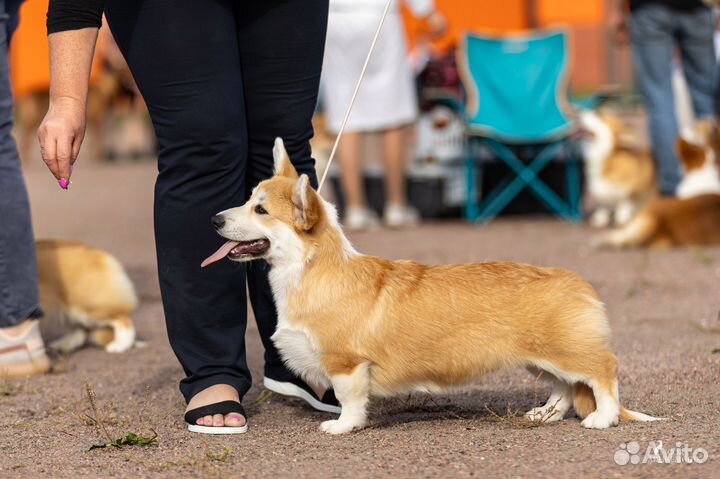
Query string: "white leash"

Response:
xmin=317 ymin=0 xmax=394 ymax=193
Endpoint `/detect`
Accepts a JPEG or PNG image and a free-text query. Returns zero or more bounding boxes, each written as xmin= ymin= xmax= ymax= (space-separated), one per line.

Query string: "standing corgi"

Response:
xmin=201 ymin=138 xmax=660 ymax=434
xmin=580 ymin=110 xmax=657 ymax=227
xmin=36 ymin=240 xmax=138 ymax=354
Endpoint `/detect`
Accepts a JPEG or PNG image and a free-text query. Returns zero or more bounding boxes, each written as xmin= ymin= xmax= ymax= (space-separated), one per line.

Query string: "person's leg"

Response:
xmin=676 ymin=7 xmax=716 ymax=120
xmin=0 ymin=0 xmax=49 ymax=376
xmin=337 ymin=132 xmax=365 ymax=210
xmin=233 ymin=0 xmax=331 ymax=385
xmin=629 ymin=5 xmax=681 ymax=195
xmin=105 ymin=0 xmax=249 ymax=426
xmin=381 ymin=126 xmax=408 ymax=207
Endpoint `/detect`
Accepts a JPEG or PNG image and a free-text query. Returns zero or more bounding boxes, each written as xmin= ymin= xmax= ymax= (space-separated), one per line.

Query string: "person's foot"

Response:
xmin=384 ymin=204 xmax=420 ymax=228
xmin=263 ymin=375 xmax=341 ymax=414
xmin=344 ymin=206 xmax=380 ymax=232
xmin=185 ymin=384 xmax=246 ymax=428
xmin=0 ymin=319 xmax=51 ymax=378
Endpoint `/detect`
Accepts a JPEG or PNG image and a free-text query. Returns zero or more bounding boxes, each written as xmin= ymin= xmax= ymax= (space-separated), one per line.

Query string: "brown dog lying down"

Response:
xmin=37 ymin=240 xmax=138 ymax=353
xmin=595 ymin=193 xmax=720 ymax=249
xmin=202 ymin=139 xmax=660 ymax=434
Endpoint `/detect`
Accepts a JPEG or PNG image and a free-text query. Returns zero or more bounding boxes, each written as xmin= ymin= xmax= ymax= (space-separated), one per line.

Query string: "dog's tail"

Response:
xmin=572 ymin=383 xmax=664 ymax=422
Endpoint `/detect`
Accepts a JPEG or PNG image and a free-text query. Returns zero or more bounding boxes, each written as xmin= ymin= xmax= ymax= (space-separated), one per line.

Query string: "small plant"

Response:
xmin=82 ymin=382 xmax=158 ymax=452
xmin=89 ymin=431 xmax=158 ymax=451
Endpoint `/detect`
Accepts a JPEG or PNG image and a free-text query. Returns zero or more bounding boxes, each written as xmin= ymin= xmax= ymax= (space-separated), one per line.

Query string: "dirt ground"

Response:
xmin=2 ymin=162 xmax=719 ymax=478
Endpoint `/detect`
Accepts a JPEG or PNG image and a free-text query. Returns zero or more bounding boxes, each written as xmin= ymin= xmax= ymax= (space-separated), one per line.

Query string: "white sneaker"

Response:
xmin=344 ymin=207 xmax=380 ymax=232
xmin=384 ymin=204 xmax=420 ymax=228
xmin=0 ymin=320 xmax=51 ymax=378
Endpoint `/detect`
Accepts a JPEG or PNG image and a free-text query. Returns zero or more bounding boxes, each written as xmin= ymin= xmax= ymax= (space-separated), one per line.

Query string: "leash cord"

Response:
xmin=317 ymin=0 xmax=393 ymax=193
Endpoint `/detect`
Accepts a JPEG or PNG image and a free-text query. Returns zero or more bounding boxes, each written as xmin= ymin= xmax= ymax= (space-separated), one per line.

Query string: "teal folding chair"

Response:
xmin=458 ymin=29 xmax=582 ymax=223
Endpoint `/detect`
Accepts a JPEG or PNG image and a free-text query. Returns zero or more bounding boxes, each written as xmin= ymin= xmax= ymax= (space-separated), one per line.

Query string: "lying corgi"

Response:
xmin=201 ymin=138 xmax=659 ymax=434
xmin=580 ymin=110 xmax=657 ymax=227
xmin=595 ymin=194 xmax=720 ymax=249
xmin=37 ymin=240 xmax=138 ymax=354
xmin=596 ymin=132 xmax=720 ymax=249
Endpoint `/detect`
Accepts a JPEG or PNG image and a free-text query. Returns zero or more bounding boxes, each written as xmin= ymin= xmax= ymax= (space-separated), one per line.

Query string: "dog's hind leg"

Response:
xmin=104 ymin=315 xmax=136 ymax=353
xmin=49 ymin=328 xmax=88 ymax=354
xmin=320 ymin=361 xmax=370 ymax=435
xmin=530 ymin=351 xmax=620 ymax=429
xmin=580 ymin=372 xmax=620 ymax=429
xmin=525 ymin=377 xmax=572 ymax=423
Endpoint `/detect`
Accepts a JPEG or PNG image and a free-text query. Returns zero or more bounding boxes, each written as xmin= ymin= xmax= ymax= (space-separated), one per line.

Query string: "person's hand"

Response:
xmin=37 ymin=96 xmax=86 ymax=188
xmin=425 ymin=11 xmax=447 ymax=39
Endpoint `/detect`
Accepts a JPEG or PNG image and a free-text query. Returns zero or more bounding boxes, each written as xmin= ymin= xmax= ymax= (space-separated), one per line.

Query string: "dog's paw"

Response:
xmin=581 ymin=411 xmax=618 ymax=429
xmin=589 ymin=209 xmax=611 ymax=229
xmin=105 ymin=339 xmax=134 ymax=353
xmin=524 ymin=406 xmax=563 ymax=423
xmin=320 ymin=419 xmax=362 ymax=435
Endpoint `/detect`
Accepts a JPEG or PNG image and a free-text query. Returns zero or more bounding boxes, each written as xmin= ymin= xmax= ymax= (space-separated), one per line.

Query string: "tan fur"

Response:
xmin=36 ymin=240 xmax=138 ymax=354
xmin=598 ymin=112 xmax=657 ymax=201
xmin=598 ymin=194 xmax=720 ymax=249
xmin=582 ymin=111 xmax=657 ymax=227
xmin=213 ymin=142 xmax=660 ymax=433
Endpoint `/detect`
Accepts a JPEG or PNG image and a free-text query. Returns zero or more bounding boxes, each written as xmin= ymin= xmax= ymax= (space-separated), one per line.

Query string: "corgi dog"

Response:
xmin=580 ymin=110 xmax=657 ymax=227
xmin=675 ymin=124 xmax=720 ymax=198
xmin=36 ymin=240 xmax=138 ymax=354
xmin=596 ymin=136 xmax=720 ymax=249
xmin=201 ymin=138 xmax=660 ymax=434
xmin=595 ymin=194 xmax=720 ymax=249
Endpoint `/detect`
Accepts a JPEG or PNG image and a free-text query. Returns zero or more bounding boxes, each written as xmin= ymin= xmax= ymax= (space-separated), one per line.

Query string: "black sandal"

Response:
xmin=184 ymin=400 xmax=248 ymax=434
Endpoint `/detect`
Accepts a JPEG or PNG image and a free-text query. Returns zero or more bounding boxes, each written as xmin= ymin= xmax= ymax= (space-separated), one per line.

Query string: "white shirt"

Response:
xmin=329 ymin=0 xmax=434 ymax=17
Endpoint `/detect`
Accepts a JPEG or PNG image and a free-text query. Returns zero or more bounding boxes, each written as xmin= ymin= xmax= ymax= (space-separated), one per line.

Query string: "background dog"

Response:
xmin=596 ymin=131 xmax=720 ymax=249
xmin=37 ymin=240 xmax=138 ymax=354
xmin=202 ymin=138 xmax=660 ymax=434
xmin=580 ymin=110 xmax=657 ymax=228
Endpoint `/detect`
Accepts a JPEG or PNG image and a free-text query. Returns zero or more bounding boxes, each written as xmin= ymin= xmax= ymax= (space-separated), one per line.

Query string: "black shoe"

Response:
xmin=263 ymin=375 xmax=341 ymax=414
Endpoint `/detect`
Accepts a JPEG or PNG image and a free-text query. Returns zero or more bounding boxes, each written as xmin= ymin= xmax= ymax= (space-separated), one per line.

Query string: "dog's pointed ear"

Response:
xmin=292 ymin=174 xmax=320 ymax=231
xmin=677 ymin=136 xmax=706 ymax=170
xmin=273 ymin=138 xmax=298 ymax=179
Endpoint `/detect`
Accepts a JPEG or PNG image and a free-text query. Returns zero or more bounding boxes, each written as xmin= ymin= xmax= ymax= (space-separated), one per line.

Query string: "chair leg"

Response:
xmin=565 ymin=159 xmax=582 ymax=222
xmin=464 ymin=141 xmax=480 ymax=222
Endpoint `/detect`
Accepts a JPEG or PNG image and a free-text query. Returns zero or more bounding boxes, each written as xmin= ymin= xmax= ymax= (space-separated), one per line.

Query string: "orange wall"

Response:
xmin=405 ymin=0 xmax=615 ymax=92
xmin=10 ymin=0 xmax=103 ymax=98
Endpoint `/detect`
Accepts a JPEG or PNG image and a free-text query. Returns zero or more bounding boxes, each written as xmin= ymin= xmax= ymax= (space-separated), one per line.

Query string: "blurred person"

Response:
xmin=611 ymin=0 xmax=716 ymax=196
xmin=0 ymin=0 xmax=51 ymax=377
xmin=39 ymin=0 xmax=334 ymax=434
xmin=322 ymin=0 xmax=446 ymax=230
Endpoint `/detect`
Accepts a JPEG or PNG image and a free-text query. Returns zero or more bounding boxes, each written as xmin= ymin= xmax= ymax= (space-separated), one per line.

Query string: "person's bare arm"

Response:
xmin=38 ymin=28 xmax=98 ymax=185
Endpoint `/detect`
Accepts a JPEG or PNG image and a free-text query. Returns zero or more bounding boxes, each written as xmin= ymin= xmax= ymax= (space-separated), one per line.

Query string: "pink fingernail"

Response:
xmin=58 ymin=178 xmax=69 ymax=190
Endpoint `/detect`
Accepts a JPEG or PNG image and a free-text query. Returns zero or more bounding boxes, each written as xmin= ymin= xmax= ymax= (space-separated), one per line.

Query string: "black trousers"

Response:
xmin=104 ymin=0 xmax=328 ymax=402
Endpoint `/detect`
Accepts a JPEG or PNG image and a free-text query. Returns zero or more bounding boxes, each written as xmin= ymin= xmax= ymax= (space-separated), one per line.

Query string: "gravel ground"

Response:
xmin=1 ymin=163 xmax=718 ymax=478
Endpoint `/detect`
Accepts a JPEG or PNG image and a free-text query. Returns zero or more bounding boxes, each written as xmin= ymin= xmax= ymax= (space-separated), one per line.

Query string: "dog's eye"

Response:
xmin=255 ymin=204 xmax=268 ymax=215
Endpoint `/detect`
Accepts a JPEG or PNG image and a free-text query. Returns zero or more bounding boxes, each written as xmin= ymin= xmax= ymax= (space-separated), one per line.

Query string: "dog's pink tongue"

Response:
xmin=201 ymin=241 xmax=241 ymax=268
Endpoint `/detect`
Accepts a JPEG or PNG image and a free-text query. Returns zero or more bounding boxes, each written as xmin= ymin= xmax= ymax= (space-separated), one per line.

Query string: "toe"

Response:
xmin=212 ymin=413 xmax=224 ymax=427
xmin=224 ymin=413 xmax=246 ymax=427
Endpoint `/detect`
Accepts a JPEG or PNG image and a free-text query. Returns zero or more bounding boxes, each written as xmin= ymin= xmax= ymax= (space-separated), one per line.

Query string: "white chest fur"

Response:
xmin=268 ymin=263 xmax=331 ymax=388
xmin=270 ymin=327 xmax=330 ymax=388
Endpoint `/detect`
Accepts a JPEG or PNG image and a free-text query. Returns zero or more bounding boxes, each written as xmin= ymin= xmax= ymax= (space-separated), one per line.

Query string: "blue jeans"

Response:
xmin=630 ymin=4 xmax=716 ymax=195
xmin=0 ymin=0 xmax=42 ymax=328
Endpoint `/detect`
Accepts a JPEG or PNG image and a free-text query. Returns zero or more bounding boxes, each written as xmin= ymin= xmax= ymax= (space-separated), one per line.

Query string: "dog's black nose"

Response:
xmin=211 ymin=215 xmax=225 ymax=230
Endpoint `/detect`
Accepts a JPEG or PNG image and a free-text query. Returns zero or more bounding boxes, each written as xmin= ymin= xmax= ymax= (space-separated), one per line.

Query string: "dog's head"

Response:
xmin=202 ymin=138 xmax=325 ymax=268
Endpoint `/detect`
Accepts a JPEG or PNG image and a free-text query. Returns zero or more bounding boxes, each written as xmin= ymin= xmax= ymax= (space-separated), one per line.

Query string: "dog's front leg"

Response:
xmin=320 ymin=362 xmax=370 ymax=435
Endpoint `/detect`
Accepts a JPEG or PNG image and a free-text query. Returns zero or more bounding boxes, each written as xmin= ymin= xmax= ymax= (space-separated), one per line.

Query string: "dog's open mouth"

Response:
xmin=201 ymin=239 xmax=270 ymax=267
